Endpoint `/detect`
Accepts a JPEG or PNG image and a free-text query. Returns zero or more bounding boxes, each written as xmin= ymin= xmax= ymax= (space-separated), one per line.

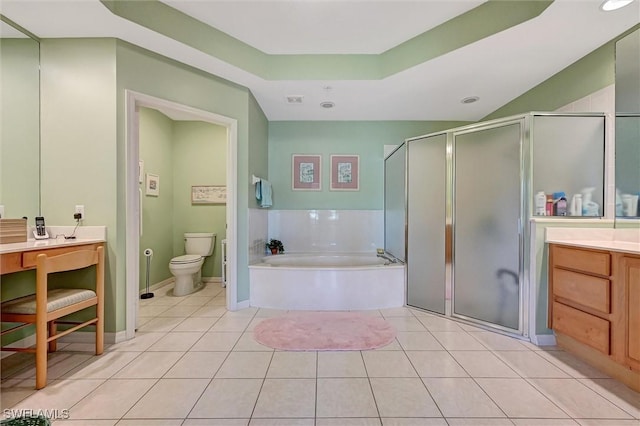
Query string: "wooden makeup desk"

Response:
xmin=0 ymin=239 xmax=105 ymax=276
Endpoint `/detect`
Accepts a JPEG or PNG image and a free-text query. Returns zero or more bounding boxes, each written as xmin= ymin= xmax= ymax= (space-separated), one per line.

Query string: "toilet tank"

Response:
xmin=184 ymin=233 xmax=216 ymax=256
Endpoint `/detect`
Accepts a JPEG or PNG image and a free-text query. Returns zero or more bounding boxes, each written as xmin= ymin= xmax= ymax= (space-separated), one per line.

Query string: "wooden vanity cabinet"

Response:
xmin=621 ymin=255 xmax=640 ymax=371
xmin=549 ymin=244 xmax=640 ymax=391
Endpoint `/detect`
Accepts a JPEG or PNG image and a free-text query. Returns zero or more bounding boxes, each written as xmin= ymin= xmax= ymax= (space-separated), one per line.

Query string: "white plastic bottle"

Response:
xmin=570 ymin=194 xmax=582 ymax=216
xmin=535 ymin=191 xmax=546 ymax=216
xmin=581 ymin=187 xmax=600 ymax=216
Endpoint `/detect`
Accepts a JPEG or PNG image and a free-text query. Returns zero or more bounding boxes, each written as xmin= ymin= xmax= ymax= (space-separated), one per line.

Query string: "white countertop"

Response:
xmin=545 ymin=227 xmax=640 ymax=255
xmin=0 ymin=238 xmax=105 ymax=255
xmin=0 ymin=226 xmax=107 ymax=255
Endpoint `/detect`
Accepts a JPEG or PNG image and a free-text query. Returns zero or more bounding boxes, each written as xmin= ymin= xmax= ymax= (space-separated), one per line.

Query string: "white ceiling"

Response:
xmin=161 ymin=0 xmax=486 ymax=54
xmin=1 ymin=0 xmax=639 ymax=121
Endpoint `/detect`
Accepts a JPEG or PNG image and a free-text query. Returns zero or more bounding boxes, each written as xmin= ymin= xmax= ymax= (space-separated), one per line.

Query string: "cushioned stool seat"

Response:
xmin=2 ymin=289 xmax=97 ymax=315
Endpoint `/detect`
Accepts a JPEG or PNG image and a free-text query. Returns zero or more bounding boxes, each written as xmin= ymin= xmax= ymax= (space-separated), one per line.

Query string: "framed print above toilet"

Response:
xmin=192 ymin=185 xmax=226 ymax=204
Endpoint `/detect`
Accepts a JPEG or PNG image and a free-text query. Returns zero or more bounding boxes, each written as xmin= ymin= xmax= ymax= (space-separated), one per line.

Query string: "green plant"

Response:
xmin=267 ymin=239 xmax=284 ymax=253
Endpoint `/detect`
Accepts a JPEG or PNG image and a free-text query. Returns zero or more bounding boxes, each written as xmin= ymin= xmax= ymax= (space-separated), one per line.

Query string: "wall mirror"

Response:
xmin=0 ymin=16 xmax=40 ymax=222
xmin=615 ymin=28 xmax=640 ymax=220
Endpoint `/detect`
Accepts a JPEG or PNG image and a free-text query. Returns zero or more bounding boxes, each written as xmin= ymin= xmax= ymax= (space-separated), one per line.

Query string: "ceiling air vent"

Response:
xmin=286 ymin=95 xmax=304 ymax=104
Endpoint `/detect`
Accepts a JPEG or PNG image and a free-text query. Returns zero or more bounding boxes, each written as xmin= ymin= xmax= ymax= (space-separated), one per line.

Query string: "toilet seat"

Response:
xmin=170 ymin=254 xmax=202 ymax=265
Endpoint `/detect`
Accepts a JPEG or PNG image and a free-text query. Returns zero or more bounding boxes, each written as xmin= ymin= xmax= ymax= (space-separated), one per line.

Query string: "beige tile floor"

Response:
xmin=1 ymin=282 xmax=639 ymax=425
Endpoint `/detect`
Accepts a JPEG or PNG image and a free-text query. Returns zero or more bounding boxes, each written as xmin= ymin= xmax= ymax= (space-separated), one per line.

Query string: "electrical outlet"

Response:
xmin=74 ymin=205 xmax=85 ymax=220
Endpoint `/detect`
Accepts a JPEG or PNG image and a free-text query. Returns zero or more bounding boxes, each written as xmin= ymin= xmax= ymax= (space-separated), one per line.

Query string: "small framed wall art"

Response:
xmin=145 ymin=173 xmax=160 ymax=196
xmin=292 ymin=154 xmax=321 ymax=190
xmin=191 ymin=185 xmax=227 ymax=204
xmin=330 ymin=155 xmax=359 ymax=191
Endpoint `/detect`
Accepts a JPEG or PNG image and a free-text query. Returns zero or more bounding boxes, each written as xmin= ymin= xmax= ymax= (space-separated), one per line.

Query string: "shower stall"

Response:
xmin=384 ymin=113 xmax=606 ymax=337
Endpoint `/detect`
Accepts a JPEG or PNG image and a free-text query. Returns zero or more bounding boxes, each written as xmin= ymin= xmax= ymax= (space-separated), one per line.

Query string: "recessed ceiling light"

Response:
xmin=461 ymin=96 xmax=479 ymax=104
xmin=600 ymin=0 xmax=635 ymax=11
xmin=320 ymin=101 xmax=335 ymax=109
xmin=285 ymin=95 xmax=304 ymax=104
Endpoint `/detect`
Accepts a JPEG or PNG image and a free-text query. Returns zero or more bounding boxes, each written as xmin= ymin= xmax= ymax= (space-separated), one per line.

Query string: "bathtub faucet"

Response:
xmin=377 ymin=252 xmax=399 ymax=264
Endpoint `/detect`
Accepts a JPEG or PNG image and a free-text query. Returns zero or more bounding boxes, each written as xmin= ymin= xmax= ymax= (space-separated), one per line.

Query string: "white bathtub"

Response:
xmin=249 ymin=253 xmax=405 ymax=310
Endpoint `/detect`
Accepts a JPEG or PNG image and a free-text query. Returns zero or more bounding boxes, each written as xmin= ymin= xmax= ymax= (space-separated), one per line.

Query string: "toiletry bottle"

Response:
xmin=535 ymin=191 xmax=546 ymax=216
xmin=581 ymin=187 xmax=600 ymax=216
xmin=570 ymin=194 xmax=582 ymax=217
xmin=545 ymin=194 xmax=554 ymax=216
xmin=615 ymin=189 xmax=623 ymax=216
xmin=553 ymin=192 xmax=567 ymax=216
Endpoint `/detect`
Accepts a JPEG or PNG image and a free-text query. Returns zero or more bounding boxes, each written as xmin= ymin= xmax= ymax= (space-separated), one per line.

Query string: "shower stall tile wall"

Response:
xmin=268 ymin=210 xmax=383 ymax=253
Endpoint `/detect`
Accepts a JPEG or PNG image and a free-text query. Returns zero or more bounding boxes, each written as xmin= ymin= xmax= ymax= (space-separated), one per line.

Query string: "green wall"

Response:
xmin=40 ymin=38 xmax=119 ymax=332
xmin=248 ymin=94 xmax=269 ymax=210
xmin=172 ymin=120 xmax=227 ymax=279
xmin=115 ymin=40 xmax=263 ymax=319
xmin=485 ymin=24 xmax=640 ymax=120
xmin=138 ymin=108 xmax=227 ymax=291
xmin=0 ymin=38 xmax=40 ymax=220
xmin=7 ymin=38 xmax=265 ymax=336
xmin=138 ymin=108 xmax=174 ymax=289
xmin=268 ymin=121 xmax=468 ymax=210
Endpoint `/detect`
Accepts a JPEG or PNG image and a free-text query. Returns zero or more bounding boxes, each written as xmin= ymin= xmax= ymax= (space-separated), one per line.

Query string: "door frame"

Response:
xmin=124 ymin=90 xmax=238 ymax=339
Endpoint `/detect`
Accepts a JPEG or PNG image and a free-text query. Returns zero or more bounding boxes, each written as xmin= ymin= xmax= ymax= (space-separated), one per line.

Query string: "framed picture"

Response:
xmin=191 ymin=185 xmax=227 ymax=204
xmin=330 ymin=155 xmax=359 ymax=191
xmin=145 ymin=173 xmax=159 ymax=196
xmin=292 ymin=154 xmax=321 ymax=190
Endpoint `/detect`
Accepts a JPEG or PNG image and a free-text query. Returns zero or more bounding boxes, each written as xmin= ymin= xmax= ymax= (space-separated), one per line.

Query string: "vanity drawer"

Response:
xmin=553 ymin=268 xmax=611 ymax=314
xmin=553 ymin=301 xmax=610 ymax=355
xmin=22 ymin=243 xmax=103 ymax=269
xmin=552 ymin=246 xmax=610 ymax=276
xmin=0 ymin=252 xmax=23 ymax=275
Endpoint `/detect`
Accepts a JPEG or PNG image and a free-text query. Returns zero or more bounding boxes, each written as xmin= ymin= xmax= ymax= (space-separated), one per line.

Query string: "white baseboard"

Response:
xmin=236 ymin=300 xmax=251 ymax=310
xmin=532 ymin=334 xmax=557 ymax=346
xmin=141 ymin=277 xmax=174 ymax=295
xmin=141 ymin=277 xmax=221 ymax=294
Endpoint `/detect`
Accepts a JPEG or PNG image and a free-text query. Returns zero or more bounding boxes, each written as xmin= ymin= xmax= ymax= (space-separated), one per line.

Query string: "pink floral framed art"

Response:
xmin=292 ymin=154 xmax=321 ymax=191
xmin=330 ymin=155 xmax=359 ymax=191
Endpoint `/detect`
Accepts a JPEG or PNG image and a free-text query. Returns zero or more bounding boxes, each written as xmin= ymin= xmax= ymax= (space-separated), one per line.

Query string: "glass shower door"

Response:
xmin=453 ymin=122 xmax=522 ymax=331
xmin=384 ymin=144 xmax=406 ymax=262
xmin=406 ymin=134 xmax=447 ymax=314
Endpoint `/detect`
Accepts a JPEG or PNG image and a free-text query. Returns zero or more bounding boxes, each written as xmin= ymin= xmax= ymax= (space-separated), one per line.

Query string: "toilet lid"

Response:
xmin=171 ymin=254 xmax=202 ymax=264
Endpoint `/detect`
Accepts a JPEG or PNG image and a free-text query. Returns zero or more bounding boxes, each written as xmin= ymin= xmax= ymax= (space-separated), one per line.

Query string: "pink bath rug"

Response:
xmin=253 ymin=311 xmax=396 ymax=351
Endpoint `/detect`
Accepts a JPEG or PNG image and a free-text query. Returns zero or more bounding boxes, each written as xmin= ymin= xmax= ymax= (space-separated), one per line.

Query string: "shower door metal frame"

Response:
xmin=449 ymin=116 xmax=530 ymax=338
xmin=383 ymin=142 xmax=408 ymax=263
xmin=399 ymin=112 xmax=607 ymax=341
xmin=405 ymin=132 xmax=448 ymax=314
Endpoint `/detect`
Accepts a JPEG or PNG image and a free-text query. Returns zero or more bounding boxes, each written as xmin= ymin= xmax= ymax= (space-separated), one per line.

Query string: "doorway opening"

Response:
xmin=125 ymin=90 xmax=238 ymax=340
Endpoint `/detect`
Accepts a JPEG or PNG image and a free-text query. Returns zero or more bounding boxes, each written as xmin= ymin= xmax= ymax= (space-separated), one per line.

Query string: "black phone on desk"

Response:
xmin=34 ymin=216 xmax=49 ymax=240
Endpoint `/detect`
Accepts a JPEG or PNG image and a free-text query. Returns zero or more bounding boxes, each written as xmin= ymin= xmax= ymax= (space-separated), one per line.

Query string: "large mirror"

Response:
xmin=0 ymin=16 xmax=40 ymax=221
xmin=615 ymin=28 xmax=640 ymax=220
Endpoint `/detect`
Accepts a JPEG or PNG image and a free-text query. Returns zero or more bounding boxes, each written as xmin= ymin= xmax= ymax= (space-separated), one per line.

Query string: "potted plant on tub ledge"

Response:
xmin=267 ymin=239 xmax=284 ymax=255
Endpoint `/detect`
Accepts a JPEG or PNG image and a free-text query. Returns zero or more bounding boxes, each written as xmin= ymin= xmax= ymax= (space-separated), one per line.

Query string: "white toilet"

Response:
xmin=169 ymin=233 xmax=216 ymax=296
